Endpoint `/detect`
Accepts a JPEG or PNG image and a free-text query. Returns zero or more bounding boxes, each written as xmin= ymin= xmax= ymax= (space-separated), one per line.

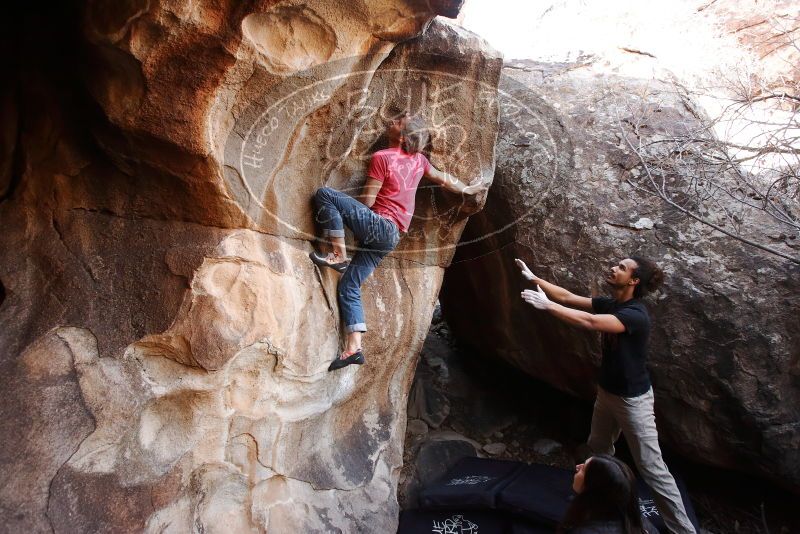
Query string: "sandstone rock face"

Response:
xmin=0 ymin=2 xmax=500 ymax=532
xmin=440 ymin=61 xmax=800 ymax=492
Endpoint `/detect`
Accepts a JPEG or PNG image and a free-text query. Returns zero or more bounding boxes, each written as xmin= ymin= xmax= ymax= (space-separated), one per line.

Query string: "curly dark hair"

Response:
xmin=559 ymin=455 xmax=646 ymax=534
xmin=630 ymin=256 xmax=664 ymax=299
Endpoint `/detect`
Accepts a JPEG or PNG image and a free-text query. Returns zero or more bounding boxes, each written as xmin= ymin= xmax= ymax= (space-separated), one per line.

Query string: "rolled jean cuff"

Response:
xmin=345 ymin=322 xmax=367 ymax=333
xmin=322 ymin=228 xmax=345 ymax=238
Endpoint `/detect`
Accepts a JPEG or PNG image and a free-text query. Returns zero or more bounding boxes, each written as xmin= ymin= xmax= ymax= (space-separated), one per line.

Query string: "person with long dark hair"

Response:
xmin=516 ymin=256 xmax=696 ymax=534
xmin=312 ymin=113 xmax=487 ymax=371
xmin=560 ymin=454 xmax=653 ymax=534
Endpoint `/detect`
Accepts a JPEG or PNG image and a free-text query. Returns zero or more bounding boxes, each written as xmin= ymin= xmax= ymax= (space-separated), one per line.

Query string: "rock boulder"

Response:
xmin=0 ymin=2 xmax=500 ymax=532
xmin=440 ymin=60 xmax=800 ymax=492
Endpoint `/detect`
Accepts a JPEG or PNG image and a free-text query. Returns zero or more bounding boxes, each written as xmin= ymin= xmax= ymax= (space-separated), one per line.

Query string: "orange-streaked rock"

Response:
xmin=0 ymin=2 xmax=501 ymax=531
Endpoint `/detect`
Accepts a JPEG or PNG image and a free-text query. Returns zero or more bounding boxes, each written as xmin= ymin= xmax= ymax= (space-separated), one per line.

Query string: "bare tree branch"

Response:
xmin=618 ymin=120 xmax=800 ymax=264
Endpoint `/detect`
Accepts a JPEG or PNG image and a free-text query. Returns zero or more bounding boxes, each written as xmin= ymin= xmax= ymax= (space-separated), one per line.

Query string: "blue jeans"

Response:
xmin=313 ymin=187 xmax=400 ymax=333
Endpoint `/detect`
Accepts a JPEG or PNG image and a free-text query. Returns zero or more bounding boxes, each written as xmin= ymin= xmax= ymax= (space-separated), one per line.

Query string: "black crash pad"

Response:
xmin=508 ymin=519 xmax=556 ymax=533
xmin=419 ymin=457 xmax=525 ymax=510
xmin=496 ymin=463 xmax=575 ymax=526
xmin=397 ymin=510 xmax=556 ymax=534
xmin=636 ymin=475 xmax=699 ymax=534
xmin=398 ymin=509 xmax=509 ymax=534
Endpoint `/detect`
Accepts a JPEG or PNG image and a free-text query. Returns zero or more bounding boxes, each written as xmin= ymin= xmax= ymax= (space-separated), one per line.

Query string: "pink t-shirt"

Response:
xmin=367 ymin=147 xmax=431 ymax=232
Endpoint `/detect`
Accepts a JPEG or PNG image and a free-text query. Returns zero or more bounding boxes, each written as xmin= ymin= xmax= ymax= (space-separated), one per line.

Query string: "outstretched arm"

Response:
xmin=521 ymin=287 xmax=626 ymax=334
xmin=358 ymin=178 xmax=383 ymax=208
xmin=515 ymin=259 xmax=593 ymax=311
xmin=424 ymin=165 xmax=488 ymax=195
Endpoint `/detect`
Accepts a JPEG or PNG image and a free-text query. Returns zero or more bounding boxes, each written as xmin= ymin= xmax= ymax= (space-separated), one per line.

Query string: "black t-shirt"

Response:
xmin=591 ymin=296 xmax=652 ymax=397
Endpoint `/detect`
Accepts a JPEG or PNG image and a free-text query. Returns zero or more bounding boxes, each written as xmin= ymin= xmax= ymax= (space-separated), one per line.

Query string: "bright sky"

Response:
xmin=459 ymin=0 xmax=736 ymax=82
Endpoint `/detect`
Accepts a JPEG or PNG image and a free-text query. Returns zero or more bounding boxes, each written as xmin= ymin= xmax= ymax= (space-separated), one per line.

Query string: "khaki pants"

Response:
xmin=588 ymin=387 xmax=697 ymax=534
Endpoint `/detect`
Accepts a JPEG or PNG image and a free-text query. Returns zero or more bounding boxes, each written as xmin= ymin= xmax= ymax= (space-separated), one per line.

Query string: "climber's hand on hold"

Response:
xmin=515 ymin=258 xmax=539 ymax=283
xmin=462 ymin=176 xmax=489 ymax=196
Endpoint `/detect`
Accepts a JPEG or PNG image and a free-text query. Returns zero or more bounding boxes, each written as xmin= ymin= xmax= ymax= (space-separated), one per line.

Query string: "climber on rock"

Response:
xmin=311 ymin=113 xmax=488 ymax=372
xmin=515 ymin=256 xmax=697 ymax=534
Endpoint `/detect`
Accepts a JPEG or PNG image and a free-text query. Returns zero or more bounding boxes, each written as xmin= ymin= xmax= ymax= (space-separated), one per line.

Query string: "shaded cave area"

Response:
xmin=400 ymin=304 xmax=799 ymax=534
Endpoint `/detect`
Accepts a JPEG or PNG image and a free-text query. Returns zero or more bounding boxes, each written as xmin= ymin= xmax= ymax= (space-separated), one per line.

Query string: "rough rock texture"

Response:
xmin=696 ymin=0 xmax=800 ymax=91
xmin=398 ymin=306 xmax=581 ymax=510
xmin=0 ymin=2 xmax=499 ymax=532
xmin=440 ymin=61 xmax=800 ymax=492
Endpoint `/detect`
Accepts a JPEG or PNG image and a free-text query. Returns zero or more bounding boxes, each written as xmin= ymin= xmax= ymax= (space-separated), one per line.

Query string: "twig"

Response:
xmin=618 ymin=119 xmax=800 ymax=264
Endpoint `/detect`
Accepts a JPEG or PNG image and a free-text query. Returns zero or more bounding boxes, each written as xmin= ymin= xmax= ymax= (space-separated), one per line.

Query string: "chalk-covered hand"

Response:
xmin=462 ymin=177 xmax=489 ymax=196
xmin=514 ymin=258 xmax=538 ymax=283
xmin=521 ymin=286 xmax=552 ymax=310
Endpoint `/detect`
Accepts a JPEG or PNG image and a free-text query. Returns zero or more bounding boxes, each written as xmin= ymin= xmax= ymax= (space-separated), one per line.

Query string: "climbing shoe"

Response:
xmin=328 ymin=349 xmax=365 ymax=371
xmin=309 ymin=251 xmax=349 ymax=274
